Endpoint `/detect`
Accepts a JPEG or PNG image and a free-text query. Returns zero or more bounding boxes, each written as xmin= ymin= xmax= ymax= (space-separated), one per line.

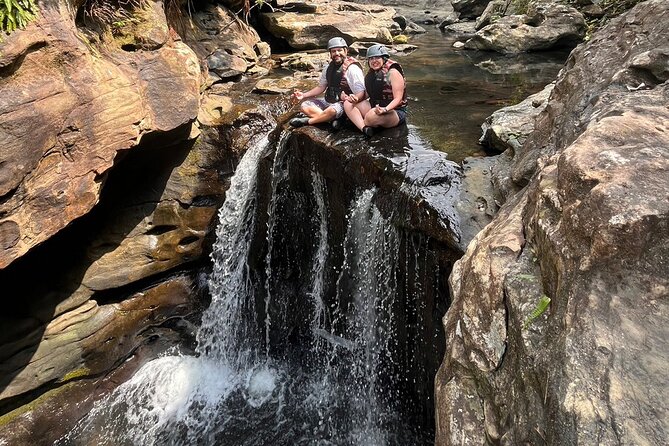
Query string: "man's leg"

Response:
xmin=308 ymin=106 xmax=338 ymax=124
xmin=301 ymin=102 xmax=324 ymax=118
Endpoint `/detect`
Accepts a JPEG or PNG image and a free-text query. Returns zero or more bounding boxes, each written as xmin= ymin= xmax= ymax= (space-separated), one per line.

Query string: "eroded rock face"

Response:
xmin=0 ymin=1 xmax=200 ymax=270
xmin=0 ymin=276 xmax=198 ymax=446
xmin=465 ymin=2 xmax=586 ymax=53
xmin=436 ymin=1 xmax=669 ymax=444
xmin=513 ymin=0 xmax=669 ymax=185
xmin=261 ymin=1 xmax=397 ymax=49
xmin=0 ymin=276 xmax=196 ymax=402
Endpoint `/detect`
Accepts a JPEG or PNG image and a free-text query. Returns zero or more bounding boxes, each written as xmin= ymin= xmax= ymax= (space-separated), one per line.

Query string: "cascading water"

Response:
xmin=58 ymin=129 xmax=439 ymax=445
xmin=308 ymin=171 xmax=329 ymax=331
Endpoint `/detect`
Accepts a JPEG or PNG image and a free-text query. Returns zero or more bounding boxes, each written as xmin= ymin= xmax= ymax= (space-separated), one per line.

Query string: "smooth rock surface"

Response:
xmin=436 ymin=1 xmax=669 ymax=444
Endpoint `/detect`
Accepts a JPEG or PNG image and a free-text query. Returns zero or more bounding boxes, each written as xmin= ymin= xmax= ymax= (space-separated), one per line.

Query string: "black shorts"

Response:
xmin=395 ymin=108 xmax=407 ymax=125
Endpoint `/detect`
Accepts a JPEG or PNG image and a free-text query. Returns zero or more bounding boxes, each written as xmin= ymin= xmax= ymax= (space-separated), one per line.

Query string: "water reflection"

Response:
xmin=401 ymin=29 xmax=569 ymax=162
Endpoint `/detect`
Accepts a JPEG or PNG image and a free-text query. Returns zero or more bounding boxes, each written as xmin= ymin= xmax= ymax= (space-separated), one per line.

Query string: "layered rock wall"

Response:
xmin=436 ymin=1 xmax=669 ymax=444
xmin=0 ymin=0 xmax=275 ymax=427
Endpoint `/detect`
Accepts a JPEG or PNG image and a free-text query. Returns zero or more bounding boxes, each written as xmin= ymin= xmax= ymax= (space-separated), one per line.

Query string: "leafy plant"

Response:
xmin=523 ymin=294 xmax=551 ymax=330
xmin=79 ymin=0 xmax=146 ymax=27
xmin=0 ymin=0 xmax=37 ymax=36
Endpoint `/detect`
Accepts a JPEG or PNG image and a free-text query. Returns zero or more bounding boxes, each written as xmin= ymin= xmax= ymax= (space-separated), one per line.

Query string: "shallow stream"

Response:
xmin=402 ymin=29 xmax=568 ymax=161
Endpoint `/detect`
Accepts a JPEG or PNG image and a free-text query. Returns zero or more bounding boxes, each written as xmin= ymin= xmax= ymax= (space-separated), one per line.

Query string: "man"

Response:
xmin=290 ymin=37 xmax=366 ymax=128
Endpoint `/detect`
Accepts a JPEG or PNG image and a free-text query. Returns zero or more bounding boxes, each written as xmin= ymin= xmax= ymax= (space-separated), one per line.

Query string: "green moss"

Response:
xmin=59 ymin=367 xmax=92 ymax=382
xmin=393 ymin=34 xmax=408 ymax=44
xmin=0 ymin=383 xmax=74 ymax=428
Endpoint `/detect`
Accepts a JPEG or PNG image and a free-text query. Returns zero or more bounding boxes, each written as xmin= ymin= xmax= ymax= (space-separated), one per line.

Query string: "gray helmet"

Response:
xmin=327 ymin=37 xmax=348 ymax=50
xmin=366 ymin=44 xmax=389 ymax=59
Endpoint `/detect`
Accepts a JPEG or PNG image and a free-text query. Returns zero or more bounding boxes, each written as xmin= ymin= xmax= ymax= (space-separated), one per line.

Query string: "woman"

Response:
xmin=343 ymin=44 xmax=407 ymax=137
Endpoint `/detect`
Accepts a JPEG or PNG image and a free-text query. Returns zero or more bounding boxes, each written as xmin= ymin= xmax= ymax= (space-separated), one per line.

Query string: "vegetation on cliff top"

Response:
xmin=0 ymin=0 xmax=37 ymax=36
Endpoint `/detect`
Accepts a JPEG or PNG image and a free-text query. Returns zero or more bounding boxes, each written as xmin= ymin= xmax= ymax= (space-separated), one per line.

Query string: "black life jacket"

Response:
xmin=364 ymin=59 xmax=407 ymax=109
xmin=324 ymin=56 xmax=362 ymax=103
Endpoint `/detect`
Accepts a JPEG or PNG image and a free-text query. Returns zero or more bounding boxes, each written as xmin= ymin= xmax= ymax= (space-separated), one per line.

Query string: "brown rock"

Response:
xmin=261 ymin=1 xmax=396 ymax=49
xmin=0 ymin=276 xmax=195 ymax=401
xmin=436 ymin=1 xmax=669 ymax=444
xmin=0 ymin=2 xmax=201 ymax=269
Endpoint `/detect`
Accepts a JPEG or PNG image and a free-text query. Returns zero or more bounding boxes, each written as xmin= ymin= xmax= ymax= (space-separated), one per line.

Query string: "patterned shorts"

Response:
xmin=302 ymin=99 xmax=344 ymax=119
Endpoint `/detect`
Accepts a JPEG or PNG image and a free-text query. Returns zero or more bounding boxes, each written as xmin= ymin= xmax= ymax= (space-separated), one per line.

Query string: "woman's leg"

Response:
xmin=364 ymin=108 xmax=400 ymax=128
xmin=345 ymin=100 xmax=372 ymax=131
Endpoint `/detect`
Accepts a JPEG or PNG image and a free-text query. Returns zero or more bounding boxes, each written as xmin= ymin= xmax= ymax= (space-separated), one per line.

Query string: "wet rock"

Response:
xmin=456 ymin=157 xmax=498 ymax=247
xmin=182 ymin=4 xmax=269 ymax=81
xmin=440 ymin=20 xmax=477 ymax=39
xmin=393 ymin=14 xmax=408 ymax=30
xmin=405 ymin=21 xmax=428 ymax=34
xmin=286 ymin=125 xmax=464 ymax=251
xmin=465 ymin=2 xmax=586 ymax=53
xmin=0 ymin=276 xmax=196 ymax=402
xmin=0 ymin=0 xmax=285 ymax=421
xmin=392 ymin=43 xmax=419 ymax=55
xmin=253 ymin=77 xmax=298 ymax=95
xmin=452 ymin=0 xmax=492 ymax=20
xmin=0 ymin=303 xmax=195 ymax=446
xmin=436 ymin=1 xmax=669 ymax=444
xmin=260 ymin=1 xmax=396 ymax=49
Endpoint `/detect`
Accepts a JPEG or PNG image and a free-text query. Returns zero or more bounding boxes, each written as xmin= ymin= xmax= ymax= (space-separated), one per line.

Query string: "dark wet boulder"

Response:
xmin=452 ymin=0 xmax=492 ymax=20
xmin=286 ymin=125 xmax=465 ymax=250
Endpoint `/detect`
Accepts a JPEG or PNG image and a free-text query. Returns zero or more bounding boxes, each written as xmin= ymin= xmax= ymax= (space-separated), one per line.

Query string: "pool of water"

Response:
xmin=400 ymin=29 xmax=570 ymax=162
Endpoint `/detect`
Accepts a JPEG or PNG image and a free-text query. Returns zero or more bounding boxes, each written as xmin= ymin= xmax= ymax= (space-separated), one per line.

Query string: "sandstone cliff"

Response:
xmin=0 ymin=0 xmax=276 ymax=422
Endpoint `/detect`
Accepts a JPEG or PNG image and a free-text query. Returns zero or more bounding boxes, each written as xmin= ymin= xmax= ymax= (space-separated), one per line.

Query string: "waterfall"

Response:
xmin=262 ymin=133 xmax=291 ymax=356
xmin=57 ymin=131 xmax=277 ymax=446
xmin=308 ymin=171 xmax=329 ymax=331
xmin=58 ymin=131 xmax=436 ymax=446
xmin=331 ymin=189 xmax=401 ymax=445
xmin=197 ymin=133 xmax=275 ymax=368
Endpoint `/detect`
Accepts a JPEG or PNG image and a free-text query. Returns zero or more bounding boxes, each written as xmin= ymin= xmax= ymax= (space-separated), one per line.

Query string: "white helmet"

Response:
xmin=327 ymin=37 xmax=348 ymax=50
xmin=366 ymin=44 xmax=389 ymax=59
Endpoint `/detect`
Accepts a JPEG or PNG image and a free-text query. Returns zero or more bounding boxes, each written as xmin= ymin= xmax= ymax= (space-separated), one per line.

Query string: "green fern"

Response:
xmin=1 ymin=0 xmax=37 ymax=35
xmin=523 ymin=295 xmax=551 ymax=330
